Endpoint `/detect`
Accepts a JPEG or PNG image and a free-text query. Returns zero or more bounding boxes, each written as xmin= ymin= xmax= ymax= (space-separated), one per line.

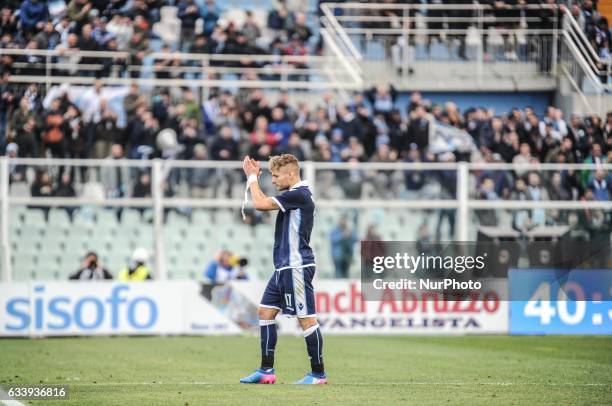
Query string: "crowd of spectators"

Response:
xmin=0 ymin=0 xmax=608 ymax=79
xmin=68 ymin=247 xmax=152 ymax=280
xmin=0 ymin=0 xmax=319 ymax=80
xmin=4 ymin=79 xmax=608 ymax=257
xmin=1 ymin=79 xmax=611 ymax=204
xmin=358 ymin=0 xmax=609 ymax=77
xmin=3 ymin=83 xmax=612 ymax=258
xmin=0 ymin=1 xmax=610 ymax=236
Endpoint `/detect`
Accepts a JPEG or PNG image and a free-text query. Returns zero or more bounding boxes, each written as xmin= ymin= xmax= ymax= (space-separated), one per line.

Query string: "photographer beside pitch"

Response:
xmin=239 ymin=154 xmax=327 ymax=385
xmin=68 ymin=251 xmax=113 ymax=280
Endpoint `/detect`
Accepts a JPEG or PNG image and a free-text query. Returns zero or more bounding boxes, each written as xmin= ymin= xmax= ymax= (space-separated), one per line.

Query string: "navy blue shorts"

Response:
xmin=260 ymin=266 xmax=317 ymax=318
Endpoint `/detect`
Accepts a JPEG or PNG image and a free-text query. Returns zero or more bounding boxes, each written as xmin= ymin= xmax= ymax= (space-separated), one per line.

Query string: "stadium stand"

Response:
xmin=0 ymin=0 xmax=610 ymax=281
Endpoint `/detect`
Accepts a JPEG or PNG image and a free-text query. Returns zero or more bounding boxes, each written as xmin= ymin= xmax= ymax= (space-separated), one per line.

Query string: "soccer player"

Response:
xmin=239 ymin=154 xmax=327 ymax=385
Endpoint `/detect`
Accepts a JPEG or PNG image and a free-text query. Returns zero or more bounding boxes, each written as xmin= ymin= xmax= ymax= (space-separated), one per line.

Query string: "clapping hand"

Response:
xmin=242 ymin=156 xmax=262 ymax=178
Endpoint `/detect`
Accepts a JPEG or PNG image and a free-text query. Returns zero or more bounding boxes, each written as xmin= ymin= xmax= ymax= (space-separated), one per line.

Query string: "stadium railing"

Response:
xmin=1 ymin=158 xmax=611 ymax=282
xmin=320 ymin=2 xmax=562 ymax=75
xmin=319 ymin=2 xmax=610 ymax=110
xmin=558 ymin=6 xmax=611 ymax=115
xmin=561 ymin=6 xmax=611 ymax=89
xmin=2 ymin=3 xmax=607 ymax=98
xmin=1 ymin=48 xmax=363 ymax=92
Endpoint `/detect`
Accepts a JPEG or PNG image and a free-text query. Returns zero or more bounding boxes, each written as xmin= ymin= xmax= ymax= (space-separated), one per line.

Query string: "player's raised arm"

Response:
xmin=242 ymin=156 xmax=280 ymax=211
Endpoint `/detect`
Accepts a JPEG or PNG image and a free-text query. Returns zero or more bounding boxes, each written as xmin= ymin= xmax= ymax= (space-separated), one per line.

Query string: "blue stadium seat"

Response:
xmin=122 ymin=208 xmax=143 ymax=224
xmin=96 ymin=209 xmax=119 ymax=228
xmin=192 ymin=210 xmax=212 ymax=225
xmin=431 ymin=41 xmax=450 ymax=60
xmin=48 ymin=209 xmax=71 ymax=226
xmin=20 ymin=224 xmax=45 ymax=240
xmin=9 ymin=206 xmax=26 ymax=225
xmin=13 ymin=256 xmax=37 ymax=280
xmin=24 ymin=210 xmax=46 ymax=226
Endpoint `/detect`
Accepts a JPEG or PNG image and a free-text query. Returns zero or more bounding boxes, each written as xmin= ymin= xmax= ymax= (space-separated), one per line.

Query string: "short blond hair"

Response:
xmin=268 ymin=154 xmax=300 ymax=172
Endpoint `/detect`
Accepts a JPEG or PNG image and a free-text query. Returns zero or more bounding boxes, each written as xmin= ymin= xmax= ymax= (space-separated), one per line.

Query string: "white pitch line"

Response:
xmin=63 ymin=382 xmax=610 ymax=387
xmin=0 ymin=387 xmax=27 ymax=406
xmin=1 ymin=401 xmax=26 ymax=406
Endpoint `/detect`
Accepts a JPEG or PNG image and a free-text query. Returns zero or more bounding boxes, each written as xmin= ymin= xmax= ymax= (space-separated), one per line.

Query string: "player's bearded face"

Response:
xmin=271 ymin=168 xmax=293 ymax=191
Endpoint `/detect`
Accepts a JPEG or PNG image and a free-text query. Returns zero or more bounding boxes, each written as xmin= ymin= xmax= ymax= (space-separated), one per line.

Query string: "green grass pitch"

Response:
xmin=1 ymin=335 xmax=611 ymax=405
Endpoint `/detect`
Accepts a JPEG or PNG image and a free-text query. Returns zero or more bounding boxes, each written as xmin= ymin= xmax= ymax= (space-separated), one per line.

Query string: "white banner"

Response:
xmin=0 ymin=281 xmax=241 ymax=337
xmin=0 ymin=280 xmax=508 ymax=336
xmin=226 ymin=280 xmax=508 ymax=335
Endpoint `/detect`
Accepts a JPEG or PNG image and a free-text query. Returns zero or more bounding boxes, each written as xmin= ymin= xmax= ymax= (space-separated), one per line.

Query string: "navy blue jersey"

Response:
xmin=270 ymin=180 xmax=316 ymax=271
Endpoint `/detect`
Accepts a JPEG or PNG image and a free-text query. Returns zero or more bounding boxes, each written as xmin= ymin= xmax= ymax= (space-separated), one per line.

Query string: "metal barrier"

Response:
xmin=561 ymin=6 xmax=611 ymax=92
xmin=0 ymin=48 xmax=362 ymax=91
xmin=1 ymin=2 xmax=608 ymax=95
xmin=320 ymin=2 xmax=561 ymax=77
xmin=319 ymin=2 xmax=610 ymax=94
